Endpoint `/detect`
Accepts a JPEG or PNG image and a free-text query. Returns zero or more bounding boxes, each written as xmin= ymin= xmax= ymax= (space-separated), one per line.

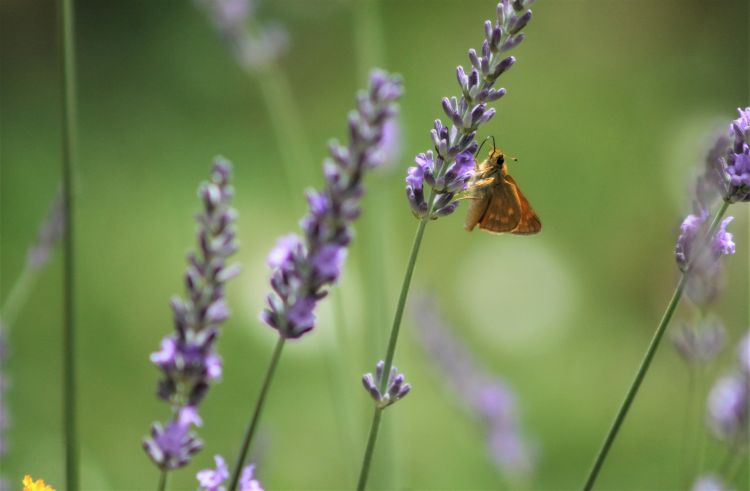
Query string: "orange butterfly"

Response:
xmin=464 ymin=148 xmax=541 ymax=235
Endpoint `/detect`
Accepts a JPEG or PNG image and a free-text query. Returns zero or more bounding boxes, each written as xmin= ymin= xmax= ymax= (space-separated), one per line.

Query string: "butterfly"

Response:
xmin=464 ymin=148 xmax=541 ymax=235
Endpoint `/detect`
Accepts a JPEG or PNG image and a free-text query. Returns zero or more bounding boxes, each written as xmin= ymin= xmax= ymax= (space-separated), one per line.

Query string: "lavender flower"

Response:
xmin=675 ymin=209 xmax=710 ymax=271
xmin=361 ymin=361 xmax=412 ymax=409
xmin=197 ymin=455 xmax=263 ymax=491
xmin=413 ymin=295 xmax=533 ymax=476
xmin=144 ymin=158 xmax=240 ymax=470
xmin=706 ymin=331 xmax=749 ymax=443
xmin=723 ymin=107 xmax=750 ymax=202
xmin=712 ymin=217 xmax=735 ymax=255
xmin=144 ymin=406 xmax=204 ymax=470
xmin=672 ymin=319 xmax=726 ymax=365
xmin=261 ymin=70 xmax=403 ymax=339
xmin=197 ymin=0 xmax=288 ymax=71
xmin=197 ymin=455 xmax=229 ymax=491
xmin=674 ymin=209 xmax=735 ymax=306
xmin=406 ymin=0 xmax=534 ymax=219
xmin=707 ymin=374 xmax=748 ymax=441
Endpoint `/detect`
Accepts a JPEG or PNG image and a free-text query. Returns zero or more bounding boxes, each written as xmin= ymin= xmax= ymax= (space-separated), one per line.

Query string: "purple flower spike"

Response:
xmin=144 ymin=158 xmax=240 ymax=469
xmin=405 ymin=0 xmax=534 ymax=220
xmin=261 ymin=70 xmax=403 ymax=339
xmin=413 ymin=295 xmax=534 ymax=477
xmin=362 ymin=361 xmax=411 ymax=409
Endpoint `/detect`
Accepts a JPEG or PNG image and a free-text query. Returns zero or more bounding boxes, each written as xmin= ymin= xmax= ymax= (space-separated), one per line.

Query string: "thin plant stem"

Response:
xmin=351 ymin=2 xmax=399 ymax=487
xmin=157 ymin=469 xmax=168 ymax=491
xmin=328 ymin=289 xmax=358 ymax=483
xmin=352 ymin=0 xmax=385 ymax=86
xmin=356 ymin=408 xmax=383 ymax=491
xmin=60 ymin=0 xmax=79 ymax=488
xmin=229 ymin=336 xmax=286 ymax=491
xmin=249 ymin=61 xmax=313 ymax=201
xmin=582 ymin=200 xmax=731 ymax=490
xmin=356 ymin=199 xmax=434 ymax=491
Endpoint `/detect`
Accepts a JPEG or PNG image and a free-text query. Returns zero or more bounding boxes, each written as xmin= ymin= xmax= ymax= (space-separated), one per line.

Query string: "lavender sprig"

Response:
xmin=144 ymin=158 xmax=240 ymax=475
xmin=686 ymin=331 xmax=750 ymax=489
xmin=414 ymin=295 xmax=534 ymax=477
xmin=358 ymin=3 xmax=537 ymax=490
xmin=406 ymin=0 xmax=534 ymax=219
xmin=0 ymin=190 xmax=66 ymax=491
xmin=229 ymin=70 xmax=403 ymax=491
xmin=361 ymin=361 xmax=412 ymax=410
xmin=583 ymin=109 xmax=745 ymax=489
xmin=196 ymin=0 xmax=313 ymax=202
xmin=261 ymin=70 xmax=403 ymax=339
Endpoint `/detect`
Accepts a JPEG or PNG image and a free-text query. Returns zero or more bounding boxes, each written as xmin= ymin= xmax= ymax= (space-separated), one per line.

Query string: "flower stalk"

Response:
xmin=357 ymin=2 xmax=536 ymax=488
xmin=583 ymin=200 xmax=732 ymax=490
xmin=229 ymin=69 xmax=403 ymax=487
xmin=356 ymin=202 xmax=431 ymax=491
xmin=59 ymin=0 xmax=79 ymax=487
xmin=228 ymin=336 xmax=285 ymax=491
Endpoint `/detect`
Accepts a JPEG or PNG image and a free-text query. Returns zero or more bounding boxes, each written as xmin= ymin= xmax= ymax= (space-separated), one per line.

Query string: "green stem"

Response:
xmin=352 ymin=0 xmax=385 ymax=84
xmin=356 ymin=408 xmax=383 ymax=491
xmin=328 ymin=289 xmax=358 ymax=482
xmin=356 ymin=207 xmax=433 ymax=491
xmin=582 ymin=200 xmax=730 ymax=490
xmin=378 ymin=213 xmax=430 ymax=394
xmin=60 ymin=0 xmax=78 ymax=488
xmin=157 ymin=469 xmax=168 ymax=491
xmin=251 ymin=61 xmax=314 ymax=201
xmin=229 ymin=336 xmax=286 ymax=491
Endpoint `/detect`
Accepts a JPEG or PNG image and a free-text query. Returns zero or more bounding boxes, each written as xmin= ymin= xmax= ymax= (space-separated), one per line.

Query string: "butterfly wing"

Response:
xmin=504 ymin=174 xmax=542 ymax=235
xmin=476 ymin=178 xmax=522 ymax=234
xmin=464 ymin=177 xmax=495 ymax=231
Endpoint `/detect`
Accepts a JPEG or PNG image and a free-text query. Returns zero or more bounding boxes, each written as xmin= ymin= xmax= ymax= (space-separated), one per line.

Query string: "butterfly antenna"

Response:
xmin=475 ymin=136 xmax=493 ymax=157
xmin=491 ymin=135 xmax=496 ymax=152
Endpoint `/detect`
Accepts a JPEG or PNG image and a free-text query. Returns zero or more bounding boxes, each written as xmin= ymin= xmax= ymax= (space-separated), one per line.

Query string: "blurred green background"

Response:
xmin=1 ymin=0 xmax=748 ymax=489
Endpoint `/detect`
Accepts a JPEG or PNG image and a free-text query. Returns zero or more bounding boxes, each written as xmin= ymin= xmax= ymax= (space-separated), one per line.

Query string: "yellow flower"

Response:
xmin=22 ymin=475 xmax=55 ymax=491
